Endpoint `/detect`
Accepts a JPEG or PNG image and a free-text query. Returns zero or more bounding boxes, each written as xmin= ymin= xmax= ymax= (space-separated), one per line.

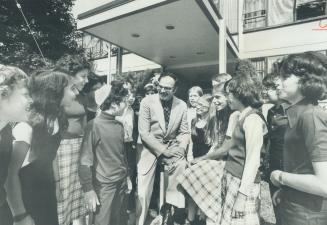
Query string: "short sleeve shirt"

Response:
xmin=283 ymin=99 xmax=327 ymax=210
xmin=284 ymin=100 xmax=327 ymax=174
xmin=12 ymin=122 xmax=33 ymax=167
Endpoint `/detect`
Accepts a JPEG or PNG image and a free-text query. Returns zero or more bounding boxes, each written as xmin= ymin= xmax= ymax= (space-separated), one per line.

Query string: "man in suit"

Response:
xmin=136 ymin=73 xmax=189 ymax=225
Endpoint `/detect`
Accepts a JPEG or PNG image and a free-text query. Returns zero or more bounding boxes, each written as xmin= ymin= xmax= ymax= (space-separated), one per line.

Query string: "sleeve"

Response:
xmin=301 ymin=109 xmax=327 ymax=162
xmin=124 ymin=109 xmax=135 ymax=142
xmin=79 ymin=121 xmax=98 ymax=192
xmin=238 ymin=114 xmax=264 ymax=196
xmin=138 ymin=98 xmax=166 ymax=157
xmin=176 ymin=106 xmax=190 ymax=151
xmin=12 ymin=122 xmax=32 ymax=145
xmin=225 ymin=111 xmax=240 ymax=137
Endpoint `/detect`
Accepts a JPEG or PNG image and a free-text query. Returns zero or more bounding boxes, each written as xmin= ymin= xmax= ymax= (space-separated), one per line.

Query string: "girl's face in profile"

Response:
xmin=227 ymin=92 xmax=242 ymax=111
xmin=72 ymin=69 xmax=89 ymax=91
xmin=212 ymin=92 xmax=227 ymax=111
xmin=127 ymin=92 xmax=135 ymax=106
xmin=278 ymin=74 xmax=301 ymax=103
xmin=60 ymin=82 xmax=78 ymax=107
xmin=262 ymin=78 xmax=282 ymax=103
xmin=196 ymin=98 xmax=210 ymax=117
xmin=0 ymin=84 xmax=33 ymax=122
xmin=189 ymin=91 xmax=201 ymax=108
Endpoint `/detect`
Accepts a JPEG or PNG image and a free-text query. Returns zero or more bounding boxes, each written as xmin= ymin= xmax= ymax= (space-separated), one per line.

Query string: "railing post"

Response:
xmin=238 ymin=0 xmax=244 ymax=58
xmin=218 ymin=18 xmax=227 ymax=73
xmin=116 ymin=46 xmax=123 ymax=76
xmin=107 ymin=43 xmax=112 ymax=84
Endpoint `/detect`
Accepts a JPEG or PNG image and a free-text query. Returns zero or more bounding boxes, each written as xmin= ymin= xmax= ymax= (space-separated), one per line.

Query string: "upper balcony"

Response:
xmin=241 ymin=0 xmax=327 ymax=59
xmin=242 ymin=0 xmax=327 ymax=31
xmin=75 ymin=0 xmax=240 ymax=79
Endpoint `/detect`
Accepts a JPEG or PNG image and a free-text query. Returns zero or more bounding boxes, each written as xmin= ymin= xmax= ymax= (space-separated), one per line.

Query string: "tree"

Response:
xmin=0 ymin=0 xmax=82 ymax=73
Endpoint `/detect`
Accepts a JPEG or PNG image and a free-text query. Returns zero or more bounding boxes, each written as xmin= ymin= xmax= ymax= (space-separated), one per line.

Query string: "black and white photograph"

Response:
xmin=1 ymin=0 xmax=327 ymax=225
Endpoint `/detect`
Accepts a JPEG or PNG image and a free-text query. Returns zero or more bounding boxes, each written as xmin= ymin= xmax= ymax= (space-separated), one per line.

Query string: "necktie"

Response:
xmin=163 ymin=105 xmax=171 ymax=131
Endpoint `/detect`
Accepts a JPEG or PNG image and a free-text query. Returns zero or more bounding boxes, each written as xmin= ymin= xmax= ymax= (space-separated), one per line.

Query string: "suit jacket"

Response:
xmin=137 ymin=94 xmax=189 ymax=174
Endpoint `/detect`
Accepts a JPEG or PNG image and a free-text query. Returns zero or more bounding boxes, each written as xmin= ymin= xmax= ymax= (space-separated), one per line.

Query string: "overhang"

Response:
xmin=76 ymin=0 xmax=239 ymax=80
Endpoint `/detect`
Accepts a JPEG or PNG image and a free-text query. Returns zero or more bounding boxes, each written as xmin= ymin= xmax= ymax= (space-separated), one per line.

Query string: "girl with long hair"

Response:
xmin=186 ymin=86 xmax=203 ymax=161
xmin=178 ymin=75 xmax=232 ymax=225
xmin=6 ymin=70 xmax=76 ymax=225
xmin=54 ymin=54 xmax=92 ymax=225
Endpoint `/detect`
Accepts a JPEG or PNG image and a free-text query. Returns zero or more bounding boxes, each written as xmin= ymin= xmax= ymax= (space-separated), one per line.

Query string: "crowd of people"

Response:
xmin=1 ymin=51 xmax=327 ymax=225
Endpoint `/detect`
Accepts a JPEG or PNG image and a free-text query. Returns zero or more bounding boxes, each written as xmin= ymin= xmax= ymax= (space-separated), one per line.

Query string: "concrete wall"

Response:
xmin=242 ymin=19 xmax=327 ymax=59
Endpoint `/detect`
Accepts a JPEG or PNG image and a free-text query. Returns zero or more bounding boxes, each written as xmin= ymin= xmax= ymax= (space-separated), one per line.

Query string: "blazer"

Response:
xmin=137 ymin=94 xmax=189 ymax=174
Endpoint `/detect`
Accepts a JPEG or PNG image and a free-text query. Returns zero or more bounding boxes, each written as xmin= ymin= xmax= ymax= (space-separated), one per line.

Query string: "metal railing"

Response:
xmin=243 ymin=0 xmax=327 ymax=31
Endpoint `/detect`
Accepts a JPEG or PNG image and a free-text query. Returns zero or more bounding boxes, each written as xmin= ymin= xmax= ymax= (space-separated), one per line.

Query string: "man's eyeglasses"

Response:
xmin=158 ymin=85 xmax=174 ymax=91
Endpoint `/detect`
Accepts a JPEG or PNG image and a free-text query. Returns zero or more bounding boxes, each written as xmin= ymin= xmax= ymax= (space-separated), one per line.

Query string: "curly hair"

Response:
xmin=262 ymin=73 xmax=280 ymax=89
xmin=280 ymin=52 xmax=327 ymax=102
xmin=55 ymin=54 xmax=92 ymax=77
xmin=234 ymin=59 xmax=259 ymax=80
xmin=28 ymin=70 xmax=69 ymax=133
xmin=227 ymin=75 xmax=263 ymax=108
xmin=0 ymin=65 xmax=28 ymax=98
xmin=100 ymin=80 xmax=129 ymax=111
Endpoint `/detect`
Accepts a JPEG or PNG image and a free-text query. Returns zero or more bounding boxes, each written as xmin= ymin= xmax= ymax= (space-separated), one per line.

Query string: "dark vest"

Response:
xmin=225 ymin=109 xmax=266 ymax=183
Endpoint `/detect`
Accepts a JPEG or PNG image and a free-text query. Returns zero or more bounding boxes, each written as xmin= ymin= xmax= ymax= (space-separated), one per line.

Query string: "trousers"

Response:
xmin=94 ymin=178 xmax=127 ymax=225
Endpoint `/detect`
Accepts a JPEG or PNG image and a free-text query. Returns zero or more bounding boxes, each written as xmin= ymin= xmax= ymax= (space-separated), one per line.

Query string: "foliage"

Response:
xmin=0 ymin=0 xmax=82 ymax=73
xmin=117 ymin=69 xmax=161 ymax=96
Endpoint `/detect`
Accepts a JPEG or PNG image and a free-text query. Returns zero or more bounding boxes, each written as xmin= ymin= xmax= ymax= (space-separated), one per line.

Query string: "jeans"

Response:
xmin=280 ymin=198 xmax=327 ymax=225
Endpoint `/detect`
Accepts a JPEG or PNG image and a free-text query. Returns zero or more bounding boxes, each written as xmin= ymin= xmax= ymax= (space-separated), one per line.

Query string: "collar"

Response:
xmin=99 ymin=111 xmax=115 ymax=120
xmin=161 ymin=97 xmax=173 ymax=108
xmin=285 ymin=98 xmax=312 ymax=128
xmin=238 ymin=106 xmax=253 ymax=121
xmin=270 ymin=102 xmax=289 ymax=115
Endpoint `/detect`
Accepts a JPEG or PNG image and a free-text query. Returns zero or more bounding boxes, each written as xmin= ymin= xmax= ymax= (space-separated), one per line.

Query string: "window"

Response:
xmin=243 ymin=0 xmax=267 ymax=30
xmin=296 ymin=0 xmax=327 ymax=20
xmin=250 ymin=58 xmax=267 ymax=79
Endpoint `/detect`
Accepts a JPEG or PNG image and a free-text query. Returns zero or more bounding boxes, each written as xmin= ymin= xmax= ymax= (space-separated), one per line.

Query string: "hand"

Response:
xmin=166 ymin=162 xmax=177 ymax=175
xmin=270 ymin=170 xmax=283 ymax=188
xmin=162 ymin=149 xmax=175 ymax=158
xmin=272 ymin=188 xmax=282 ymax=206
xmin=14 ymin=215 xmax=35 ymax=225
xmin=168 ymin=146 xmax=185 ymax=159
xmin=84 ymin=190 xmax=100 ymax=212
xmin=190 ymin=157 xmax=203 ymax=165
xmin=232 ymin=192 xmax=246 ymax=219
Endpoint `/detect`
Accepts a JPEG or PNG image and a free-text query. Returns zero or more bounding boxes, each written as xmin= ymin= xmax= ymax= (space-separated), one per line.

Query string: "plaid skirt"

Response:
xmin=213 ymin=171 xmax=260 ymax=225
xmin=56 ymin=138 xmax=87 ymax=225
xmin=176 ymin=160 xmax=225 ymax=222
